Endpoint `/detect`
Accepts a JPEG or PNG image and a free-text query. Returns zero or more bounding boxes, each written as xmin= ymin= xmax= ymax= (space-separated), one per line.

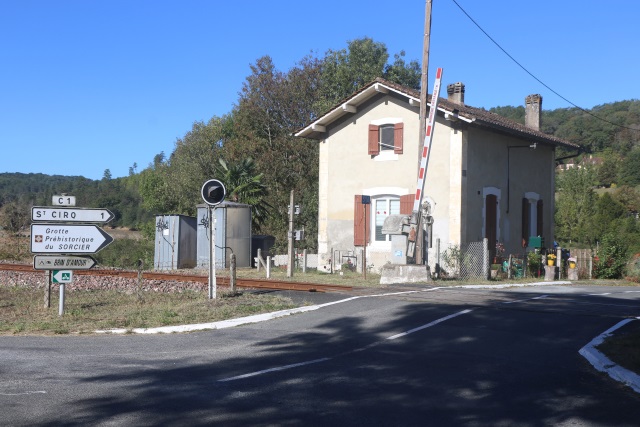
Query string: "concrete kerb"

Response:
xmin=95 ymin=280 xmax=570 ymax=335
xmin=94 ymin=279 xmax=640 ymax=393
xmin=579 ymin=317 xmax=640 ymax=394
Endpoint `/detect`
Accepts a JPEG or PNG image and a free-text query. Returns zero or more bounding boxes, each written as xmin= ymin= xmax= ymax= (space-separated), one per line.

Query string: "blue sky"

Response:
xmin=1 ymin=0 xmax=638 ymax=180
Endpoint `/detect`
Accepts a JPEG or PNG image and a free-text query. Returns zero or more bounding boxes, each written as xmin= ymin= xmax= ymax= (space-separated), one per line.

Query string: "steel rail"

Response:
xmin=0 ymin=262 xmax=352 ymax=293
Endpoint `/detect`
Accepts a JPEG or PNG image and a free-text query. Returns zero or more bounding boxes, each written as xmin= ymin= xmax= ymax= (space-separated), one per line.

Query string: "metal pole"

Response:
xmin=363 ymin=203 xmax=367 ymax=279
xmin=58 ymin=283 xmax=65 ymax=316
xmin=45 ymin=270 xmax=51 ymax=308
xmin=209 ymin=205 xmax=217 ymax=299
xmin=287 ymin=190 xmax=295 ymax=277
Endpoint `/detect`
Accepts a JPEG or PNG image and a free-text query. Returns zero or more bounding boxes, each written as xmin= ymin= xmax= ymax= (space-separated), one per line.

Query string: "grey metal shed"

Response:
xmin=153 ymin=214 xmax=197 ymax=270
xmin=196 ymin=202 xmax=252 ymax=269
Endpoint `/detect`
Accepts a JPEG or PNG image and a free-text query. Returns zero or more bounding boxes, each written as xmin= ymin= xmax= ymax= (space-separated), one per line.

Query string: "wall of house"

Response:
xmin=317 ymin=92 xmax=454 ymax=271
xmin=463 ymin=127 xmax=556 ymax=258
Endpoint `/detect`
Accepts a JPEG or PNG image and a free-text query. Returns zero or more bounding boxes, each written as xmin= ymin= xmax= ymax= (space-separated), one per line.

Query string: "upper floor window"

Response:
xmin=368 ymin=122 xmax=403 ymax=156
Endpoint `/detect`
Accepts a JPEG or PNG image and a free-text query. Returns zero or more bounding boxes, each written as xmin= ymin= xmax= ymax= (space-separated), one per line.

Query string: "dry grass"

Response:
xmin=0 ymin=285 xmax=301 ymax=335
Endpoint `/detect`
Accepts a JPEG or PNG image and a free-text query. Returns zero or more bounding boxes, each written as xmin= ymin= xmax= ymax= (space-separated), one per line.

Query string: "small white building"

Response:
xmin=296 ymin=78 xmax=580 ymax=272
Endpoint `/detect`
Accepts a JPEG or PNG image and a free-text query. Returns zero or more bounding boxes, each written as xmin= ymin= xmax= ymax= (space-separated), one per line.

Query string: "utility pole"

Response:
xmin=287 ymin=190 xmax=295 ymax=277
xmin=416 ymin=0 xmax=433 ymax=265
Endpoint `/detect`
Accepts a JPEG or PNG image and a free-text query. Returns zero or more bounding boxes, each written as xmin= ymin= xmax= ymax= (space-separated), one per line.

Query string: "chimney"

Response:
xmin=447 ymin=82 xmax=465 ymax=105
xmin=525 ymin=94 xmax=542 ymax=131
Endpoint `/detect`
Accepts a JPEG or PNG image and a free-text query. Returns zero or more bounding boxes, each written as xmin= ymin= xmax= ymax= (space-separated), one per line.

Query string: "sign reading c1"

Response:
xmin=201 ymin=179 xmax=226 ymax=206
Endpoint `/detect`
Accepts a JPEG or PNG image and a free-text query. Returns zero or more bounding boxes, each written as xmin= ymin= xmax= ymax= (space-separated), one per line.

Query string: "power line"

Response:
xmin=450 ymin=0 xmax=639 ymax=133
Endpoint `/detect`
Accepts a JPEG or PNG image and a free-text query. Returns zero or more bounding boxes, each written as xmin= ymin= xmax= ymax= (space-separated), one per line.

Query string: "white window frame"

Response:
xmin=363 ymin=187 xmax=408 ymax=249
xmin=371 ymin=118 xmax=402 ymax=161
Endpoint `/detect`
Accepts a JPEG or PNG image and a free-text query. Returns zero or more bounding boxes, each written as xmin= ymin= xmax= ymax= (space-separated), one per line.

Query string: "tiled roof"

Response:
xmin=296 ymin=77 xmax=581 ymax=150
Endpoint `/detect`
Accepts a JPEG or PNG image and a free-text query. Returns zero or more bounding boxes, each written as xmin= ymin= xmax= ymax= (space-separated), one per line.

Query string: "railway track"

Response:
xmin=0 ymin=262 xmax=353 ymax=293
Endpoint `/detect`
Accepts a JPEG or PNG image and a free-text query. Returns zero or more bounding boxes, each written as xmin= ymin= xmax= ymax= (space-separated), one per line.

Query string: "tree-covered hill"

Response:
xmin=0 ymin=172 xmax=152 ymax=232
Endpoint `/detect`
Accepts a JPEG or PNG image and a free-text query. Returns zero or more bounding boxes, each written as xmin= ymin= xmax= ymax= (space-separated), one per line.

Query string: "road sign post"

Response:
xmin=52 ymin=270 xmax=73 ymax=316
xmin=31 ymin=194 xmax=113 ymax=315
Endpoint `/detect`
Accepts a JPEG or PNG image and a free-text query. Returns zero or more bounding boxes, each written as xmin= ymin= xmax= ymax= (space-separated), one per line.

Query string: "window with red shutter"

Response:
xmin=368 ymin=125 xmax=379 ymax=155
xmin=400 ymin=194 xmax=413 ymax=215
xmin=394 ymin=123 xmax=404 ymax=154
xmin=368 ymin=122 xmax=404 ymax=156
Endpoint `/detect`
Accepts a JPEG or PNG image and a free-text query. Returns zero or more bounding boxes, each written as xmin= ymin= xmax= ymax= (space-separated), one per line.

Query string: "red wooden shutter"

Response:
xmin=537 ymin=199 xmax=544 ymax=237
xmin=400 ymin=194 xmax=414 ymax=215
xmin=394 ymin=123 xmax=404 ymax=154
xmin=368 ymin=125 xmax=379 ymax=155
xmin=521 ymin=198 xmax=530 ymax=247
xmin=354 ymin=195 xmax=370 ymax=246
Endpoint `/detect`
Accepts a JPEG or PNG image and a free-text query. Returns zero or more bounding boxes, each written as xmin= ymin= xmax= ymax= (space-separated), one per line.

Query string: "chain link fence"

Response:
xmin=439 ymin=239 xmax=489 ymax=280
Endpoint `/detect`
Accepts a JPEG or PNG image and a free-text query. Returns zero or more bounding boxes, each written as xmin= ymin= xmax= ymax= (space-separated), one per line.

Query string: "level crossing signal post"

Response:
xmin=201 ymin=179 xmax=226 ymax=299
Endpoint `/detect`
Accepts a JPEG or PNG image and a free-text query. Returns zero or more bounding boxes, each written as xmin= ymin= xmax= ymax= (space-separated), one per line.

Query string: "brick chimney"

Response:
xmin=447 ymin=82 xmax=465 ymax=105
xmin=525 ymin=94 xmax=542 ymax=131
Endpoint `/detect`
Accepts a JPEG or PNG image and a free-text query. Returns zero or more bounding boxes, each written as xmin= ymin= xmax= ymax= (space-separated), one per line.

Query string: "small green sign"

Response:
xmin=52 ymin=270 xmax=73 ymax=284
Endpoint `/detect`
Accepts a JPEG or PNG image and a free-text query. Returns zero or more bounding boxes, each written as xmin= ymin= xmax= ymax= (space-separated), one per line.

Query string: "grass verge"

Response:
xmin=0 ymin=285 xmax=301 ymax=335
xmin=596 ymin=320 xmax=640 ymax=374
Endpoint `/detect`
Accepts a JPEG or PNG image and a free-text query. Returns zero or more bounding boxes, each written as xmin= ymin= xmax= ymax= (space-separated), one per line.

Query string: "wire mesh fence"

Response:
xmin=439 ymin=240 xmax=489 ymax=280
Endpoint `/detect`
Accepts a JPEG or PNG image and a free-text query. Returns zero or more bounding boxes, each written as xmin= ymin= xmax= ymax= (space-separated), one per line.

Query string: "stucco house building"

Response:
xmin=295 ymin=78 xmax=580 ymax=273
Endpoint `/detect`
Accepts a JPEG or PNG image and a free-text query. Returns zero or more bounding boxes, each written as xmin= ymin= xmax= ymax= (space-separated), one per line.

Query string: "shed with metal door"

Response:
xmin=196 ymin=202 xmax=252 ymax=269
xmin=153 ymin=214 xmax=197 ymax=270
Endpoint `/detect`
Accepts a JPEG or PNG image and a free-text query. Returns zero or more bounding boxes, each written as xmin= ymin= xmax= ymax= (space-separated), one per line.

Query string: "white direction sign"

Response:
xmin=33 ymin=255 xmax=97 ymax=270
xmin=32 ymin=207 xmax=114 ymax=223
xmin=52 ymin=270 xmax=73 ymax=284
xmin=30 ymin=224 xmax=114 ymax=254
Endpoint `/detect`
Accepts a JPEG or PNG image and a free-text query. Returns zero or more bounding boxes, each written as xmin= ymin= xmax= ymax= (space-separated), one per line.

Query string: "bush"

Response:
xmin=95 ymin=237 xmax=154 ymax=270
xmin=594 ymin=233 xmax=629 ymax=279
xmin=527 ymin=251 xmax=542 ymax=277
xmin=626 ymin=254 xmax=640 ymax=282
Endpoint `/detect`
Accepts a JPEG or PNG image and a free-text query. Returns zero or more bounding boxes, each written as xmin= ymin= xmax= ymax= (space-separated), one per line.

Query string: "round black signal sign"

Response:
xmin=201 ymin=179 xmax=226 ymax=206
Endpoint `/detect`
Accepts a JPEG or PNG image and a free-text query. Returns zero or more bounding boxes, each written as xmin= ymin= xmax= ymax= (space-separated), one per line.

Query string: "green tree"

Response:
xmin=618 ymin=147 xmax=640 ymax=186
xmin=217 ymin=158 xmax=272 ymax=228
xmin=138 ymin=117 xmax=231 ymax=216
xmin=316 ymin=38 xmax=421 ymax=114
xmin=320 ymin=38 xmax=389 ymax=104
xmin=597 ymin=152 xmax=620 ymax=187
xmin=592 ymin=192 xmax=626 ymax=241
xmin=0 ymin=200 xmax=30 ymax=233
xmin=594 ymin=233 xmax=629 ymax=279
xmin=230 ymin=55 xmax=320 ymax=250
xmin=613 ymin=185 xmax=640 ymax=215
xmin=383 ymin=51 xmax=421 ymax=89
xmin=555 ymin=167 xmax=597 ymax=245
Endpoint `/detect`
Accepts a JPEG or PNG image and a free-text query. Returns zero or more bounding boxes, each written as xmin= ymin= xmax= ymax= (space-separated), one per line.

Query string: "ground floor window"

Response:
xmin=374 ymin=197 xmax=400 ymax=242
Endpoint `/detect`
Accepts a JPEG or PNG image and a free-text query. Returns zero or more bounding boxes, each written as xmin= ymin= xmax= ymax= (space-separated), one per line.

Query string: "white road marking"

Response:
xmin=217 ymin=308 xmax=474 ymax=382
xmin=0 ymin=391 xmax=46 ymax=396
xmin=387 ymin=309 xmax=474 ymax=340
xmin=218 ymin=358 xmax=332 ymax=382
xmin=502 ymin=295 xmax=549 ymax=304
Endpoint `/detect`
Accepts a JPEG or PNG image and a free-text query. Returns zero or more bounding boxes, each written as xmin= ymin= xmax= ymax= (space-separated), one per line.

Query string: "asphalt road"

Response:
xmin=2 ymin=284 xmax=640 ymax=426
